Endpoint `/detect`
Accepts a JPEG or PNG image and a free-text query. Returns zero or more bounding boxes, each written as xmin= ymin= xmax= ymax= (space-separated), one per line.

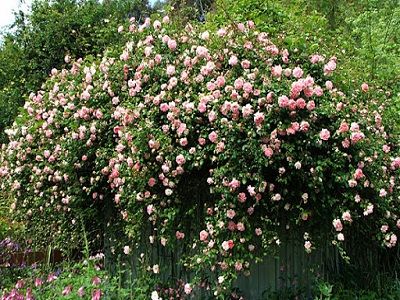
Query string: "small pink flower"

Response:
xmin=167 ymin=39 xmax=177 ymax=50
xmin=35 ymin=278 xmax=43 ymax=287
xmin=47 ymin=273 xmax=57 ymax=282
xmin=198 ymin=137 xmax=206 ymax=146
xmin=319 ymin=129 xmax=331 ymax=141
xmin=15 ymin=279 xmax=25 ymax=289
xmin=176 ymin=154 xmax=186 ymax=165
xmin=234 ymin=78 xmax=244 ymax=90
xmin=92 ymin=289 xmax=102 ymax=300
xmin=363 ymin=203 xmax=374 ymax=216
xmin=222 ymin=239 xmax=235 ymax=251
xmin=148 ymin=177 xmax=156 ymax=187
xmin=254 ymin=112 xmax=265 ymax=127
xmin=184 ymin=283 xmax=192 ymax=295
xmin=238 ymin=192 xmax=247 ymax=203
xmin=351 ymin=132 xmax=364 ymax=143
xmin=342 ymin=138 xmax=350 ymax=148
xmin=166 ymin=65 xmax=175 ymax=76
xmin=382 ymin=145 xmax=390 ymax=153
xmin=200 ymin=230 xmax=209 ymax=241
xmin=229 ymin=179 xmax=240 ymax=189
xmin=229 ymin=55 xmax=238 ymax=66
xmin=237 ymin=23 xmax=245 ymax=31
xmin=243 ymin=82 xmax=253 ymax=93
xmin=314 ymin=86 xmax=323 ymax=96
xmin=228 ymin=221 xmax=236 ymax=231
xmin=208 ymin=131 xmax=218 ymax=143
xmin=235 ymin=261 xmax=243 ymax=271
xmin=237 ymin=222 xmax=245 ymax=231
xmin=310 ymin=54 xmax=324 ymax=64
xmin=241 ymin=60 xmax=251 ymax=69
xmin=288 ymin=99 xmax=297 ymax=111
xmin=300 ymin=121 xmax=310 ymax=132
xmin=296 ymin=98 xmax=306 ymax=109
xmin=292 ymin=67 xmax=304 ymax=78
xmin=338 ymin=122 xmax=349 ymax=133
xmin=361 ymin=83 xmax=369 ymax=92
xmin=278 ymin=95 xmax=289 ymax=108
xmin=175 ymin=231 xmax=185 ymax=240
xmin=325 ymin=81 xmax=333 ymax=90
xmin=271 ymin=65 xmax=282 ymax=77
xmin=62 ymin=285 xmax=73 ymax=296
xmin=381 ymin=225 xmax=389 ymax=233
xmin=332 ymin=219 xmax=343 ymax=231
xmin=263 ymin=147 xmax=273 ymax=158
xmin=306 ymin=101 xmax=315 ymax=111
xmin=353 ymin=168 xmax=364 ymax=180
xmin=304 ymin=241 xmax=312 ymax=252
xmin=342 ymin=211 xmax=352 ymax=222
xmin=217 ymin=28 xmax=227 ymax=36
xmin=226 ymin=209 xmax=236 ymax=219
xmin=77 ymin=287 xmax=85 ymax=297
xmin=92 ymin=276 xmax=101 ymax=286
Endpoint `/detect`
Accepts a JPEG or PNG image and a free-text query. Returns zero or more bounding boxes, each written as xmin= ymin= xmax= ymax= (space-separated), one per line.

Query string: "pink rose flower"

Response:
xmin=278 ymin=95 xmax=289 ymax=108
xmin=226 ymin=209 xmax=236 ymax=219
xmin=229 ymin=55 xmax=238 ymax=66
xmin=78 ymin=287 xmax=85 ymax=297
xmin=175 ymin=231 xmax=185 ymax=240
xmin=353 ymin=168 xmax=364 ymax=180
xmin=237 ymin=222 xmax=245 ymax=231
xmin=296 ymin=98 xmax=306 ymax=109
xmin=300 ymin=121 xmax=310 ymax=132
xmin=176 ymin=154 xmax=186 ymax=165
xmin=222 ymin=239 xmax=235 ymax=251
xmin=304 ymin=241 xmax=312 ymax=252
xmin=264 ymin=147 xmax=273 ymax=158
xmin=342 ymin=211 xmax=352 ymax=222
xmin=254 ymin=112 xmax=265 ymax=127
xmin=338 ymin=122 xmax=349 ymax=133
xmin=325 ymin=80 xmax=333 ymax=90
xmin=229 ymin=179 xmax=240 ymax=189
xmin=332 ymin=219 xmax=343 ymax=231
xmin=271 ymin=65 xmax=282 ymax=78
xmin=208 ymin=131 xmax=218 ymax=143
xmin=319 ymin=129 xmax=331 ymax=141
xmin=241 ymin=59 xmax=251 ymax=69
xmin=243 ymin=82 xmax=253 ymax=93
xmin=306 ymin=100 xmax=315 ymax=111
xmin=200 ymin=230 xmax=209 ymax=241
xmin=238 ymin=192 xmax=247 ymax=203
xmin=167 ymin=39 xmax=177 ymax=50
xmin=292 ymin=67 xmax=304 ymax=78
xmin=184 ymin=283 xmax=192 ymax=295
xmin=62 ymin=285 xmax=73 ymax=296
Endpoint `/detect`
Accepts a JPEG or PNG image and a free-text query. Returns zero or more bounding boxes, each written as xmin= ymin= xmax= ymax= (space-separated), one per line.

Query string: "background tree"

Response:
xmin=0 ymin=0 xmax=150 ymax=143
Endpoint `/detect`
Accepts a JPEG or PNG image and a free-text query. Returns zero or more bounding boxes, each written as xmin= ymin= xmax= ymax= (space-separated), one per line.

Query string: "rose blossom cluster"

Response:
xmin=1 ymin=16 xmax=399 ymax=298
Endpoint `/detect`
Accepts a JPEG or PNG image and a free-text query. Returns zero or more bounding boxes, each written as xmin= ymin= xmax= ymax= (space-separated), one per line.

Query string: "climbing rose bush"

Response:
xmin=1 ymin=16 xmax=400 ymax=298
